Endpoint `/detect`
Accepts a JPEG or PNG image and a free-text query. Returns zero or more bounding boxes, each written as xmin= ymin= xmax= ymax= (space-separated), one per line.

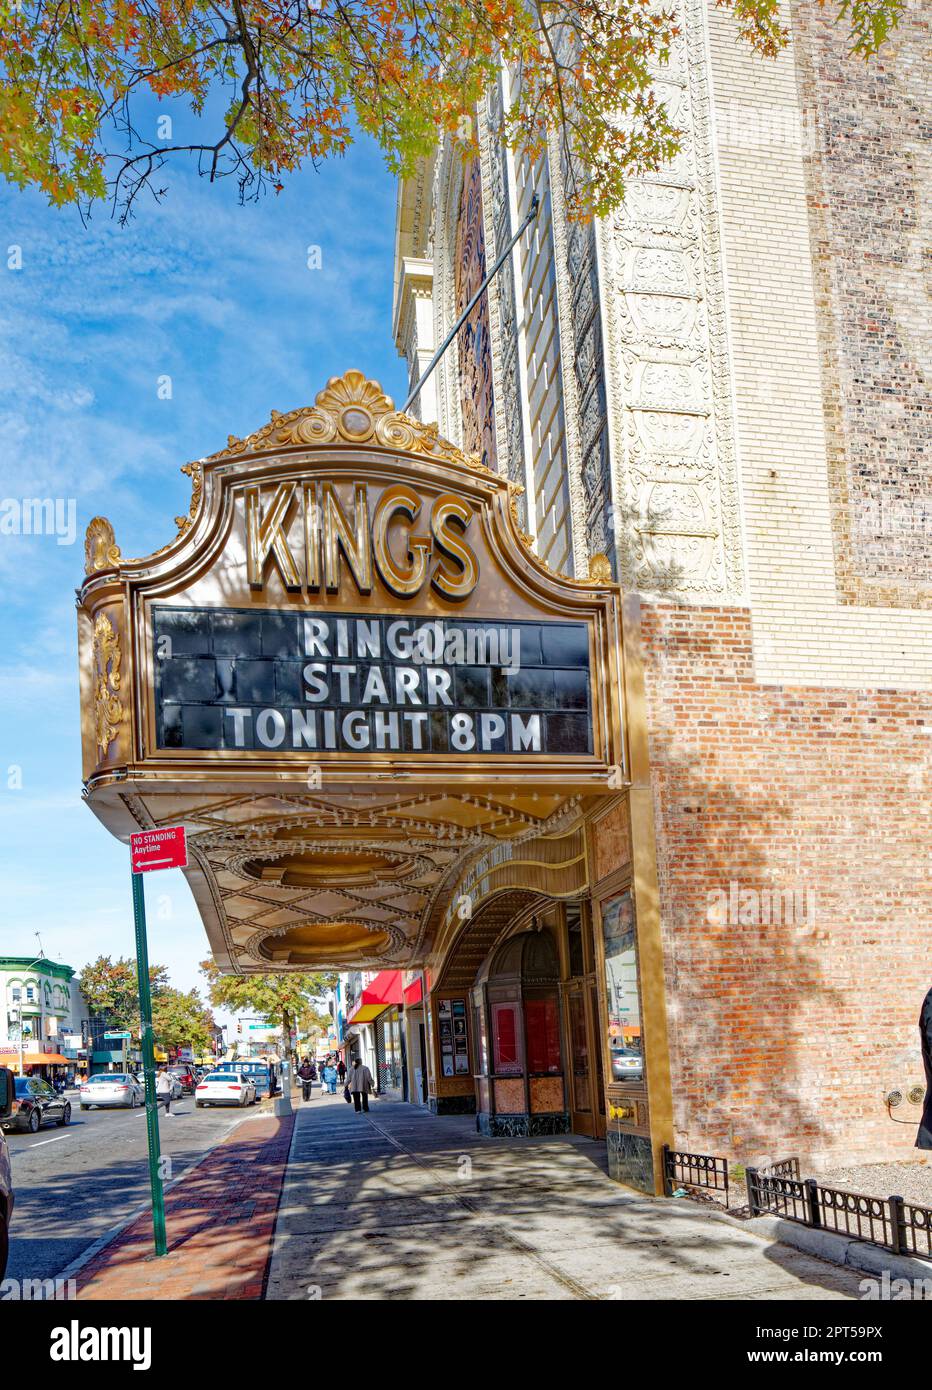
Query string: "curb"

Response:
xmin=691 ymin=1202 xmax=932 ymax=1285
xmin=262 ymin=1091 xmax=304 ymax=1301
xmin=49 ymin=1104 xmax=284 ymax=1291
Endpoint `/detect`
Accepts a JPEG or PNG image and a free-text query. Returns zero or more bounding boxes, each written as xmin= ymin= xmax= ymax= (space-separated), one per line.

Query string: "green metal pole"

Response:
xmin=131 ymin=870 xmax=168 ymax=1257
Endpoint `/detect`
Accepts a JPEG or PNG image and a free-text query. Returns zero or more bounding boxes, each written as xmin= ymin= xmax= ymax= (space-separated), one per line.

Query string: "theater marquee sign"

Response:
xmin=77 ymin=372 xmax=626 ymax=974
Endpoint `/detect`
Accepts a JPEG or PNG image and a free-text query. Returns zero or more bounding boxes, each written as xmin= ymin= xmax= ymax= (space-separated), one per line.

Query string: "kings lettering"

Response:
xmin=244 ymin=480 xmax=479 ymax=601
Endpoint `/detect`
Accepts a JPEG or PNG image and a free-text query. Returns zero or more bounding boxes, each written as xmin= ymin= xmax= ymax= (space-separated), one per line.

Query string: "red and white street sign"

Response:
xmin=130 ymin=826 xmax=188 ymax=874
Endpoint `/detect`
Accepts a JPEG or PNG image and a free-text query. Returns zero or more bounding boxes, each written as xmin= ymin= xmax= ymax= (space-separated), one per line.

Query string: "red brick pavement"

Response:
xmin=76 ymin=1112 xmax=294 ymax=1300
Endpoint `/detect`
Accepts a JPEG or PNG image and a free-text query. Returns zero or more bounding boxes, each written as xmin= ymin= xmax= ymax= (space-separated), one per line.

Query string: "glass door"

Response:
xmin=563 ymin=902 xmax=606 ymax=1139
xmin=565 ymin=981 xmax=594 ymax=1136
xmin=589 ymin=981 xmax=606 ymax=1138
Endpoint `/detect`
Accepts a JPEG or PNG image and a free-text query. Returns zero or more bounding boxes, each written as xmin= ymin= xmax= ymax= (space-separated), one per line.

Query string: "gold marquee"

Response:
xmin=77 ymin=372 xmax=628 ymax=975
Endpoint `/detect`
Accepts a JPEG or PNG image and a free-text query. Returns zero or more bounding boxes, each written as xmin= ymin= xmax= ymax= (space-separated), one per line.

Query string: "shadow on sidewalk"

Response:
xmin=265 ymin=1097 xmax=865 ymax=1302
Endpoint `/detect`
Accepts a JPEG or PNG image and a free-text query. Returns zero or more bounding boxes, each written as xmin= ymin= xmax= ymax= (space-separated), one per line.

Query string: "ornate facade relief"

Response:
xmin=549 ymin=132 xmax=613 ymax=578
xmin=454 ymin=157 xmax=498 ymax=472
xmin=482 ymin=76 xmax=530 ymax=525
xmin=595 ymin=0 xmax=744 ymax=599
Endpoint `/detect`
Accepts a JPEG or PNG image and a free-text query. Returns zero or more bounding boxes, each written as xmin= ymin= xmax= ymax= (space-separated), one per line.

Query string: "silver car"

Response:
xmin=79 ymin=1072 xmax=146 ymax=1109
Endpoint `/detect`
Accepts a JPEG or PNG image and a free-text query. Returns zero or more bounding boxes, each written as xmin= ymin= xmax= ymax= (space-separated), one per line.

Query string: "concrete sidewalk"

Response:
xmin=266 ymin=1095 xmax=867 ymax=1301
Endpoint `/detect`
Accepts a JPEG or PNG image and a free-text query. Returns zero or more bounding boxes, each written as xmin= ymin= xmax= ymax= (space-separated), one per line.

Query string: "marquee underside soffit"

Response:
xmin=108 ymin=782 xmax=594 ymax=974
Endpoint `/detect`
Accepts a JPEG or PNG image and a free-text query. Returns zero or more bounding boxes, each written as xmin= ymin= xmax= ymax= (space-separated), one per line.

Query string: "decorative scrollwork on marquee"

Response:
xmin=84 ymin=517 xmax=122 ymax=575
xmin=92 ymin=612 xmax=124 ymax=756
xmin=207 ymin=369 xmax=494 ymax=475
xmin=173 ymin=462 xmax=202 ymax=536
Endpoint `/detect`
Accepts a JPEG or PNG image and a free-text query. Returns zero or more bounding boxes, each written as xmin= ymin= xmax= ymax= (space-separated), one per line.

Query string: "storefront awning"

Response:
xmin=346 ymin=970 xmax=403 ymax=1025
xmin=21 ymin=1052 xmax=69 ymax=1065
xmin=403 ymin=977 xmax=423 ymax=1006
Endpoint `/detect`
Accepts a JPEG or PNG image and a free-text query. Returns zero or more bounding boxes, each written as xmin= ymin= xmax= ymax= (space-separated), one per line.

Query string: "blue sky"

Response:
xmin=0 ymin=134 xmax=406 ymax=1012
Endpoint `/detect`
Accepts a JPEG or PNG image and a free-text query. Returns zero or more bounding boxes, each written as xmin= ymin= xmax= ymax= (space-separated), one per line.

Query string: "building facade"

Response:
xmin=75 ymin=1 xmax=929 ymax=1199
xmin=0 ymin=956 xmax=86 ymax=1077
xmin=392 ymin=1 xmax=932 ymax=1176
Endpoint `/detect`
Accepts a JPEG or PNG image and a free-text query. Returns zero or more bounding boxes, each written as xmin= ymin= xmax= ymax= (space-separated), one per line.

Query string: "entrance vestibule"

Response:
xmin=465 ymin=898 xmax=607 ymax=1139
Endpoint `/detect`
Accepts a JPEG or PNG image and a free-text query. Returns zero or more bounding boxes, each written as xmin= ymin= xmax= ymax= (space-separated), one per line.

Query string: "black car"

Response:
xmin=1 ymin=1077 xmax=71 ymax=1134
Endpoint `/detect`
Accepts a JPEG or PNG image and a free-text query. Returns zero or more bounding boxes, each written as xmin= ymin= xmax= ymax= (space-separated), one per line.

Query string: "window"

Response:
xmin=525 ymin=997 xmax=562 ymax=1073
xmin=473 ymin=1003 xmax=489 ymax=1074
xmin=601 ymin=892 xmax=644 ymax=1083
xmin=491 ymin=1002 xmax=522 ymax=1074
xmin=11 ymin=987 xmax=21 ymax=1003
xmin=568 ymin=907 xmax=585 ymax=977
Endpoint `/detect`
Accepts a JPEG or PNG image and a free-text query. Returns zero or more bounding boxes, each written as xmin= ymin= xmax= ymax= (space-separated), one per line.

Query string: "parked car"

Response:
xmin=195 ymin=1071 xmax=257 ymax=1107
xmin=2 ymin=1076 xmax=72 ymax=1133
xmin=0 ymin=1068 xmax=15 ymax=1279
xmin=610 ymin=1046 xmax=644 ymax=1081
xmin=168 ymin=1064 xmax=198 ymax=1095
xmin=79 ymin=1073 xmax=145 ymax=1109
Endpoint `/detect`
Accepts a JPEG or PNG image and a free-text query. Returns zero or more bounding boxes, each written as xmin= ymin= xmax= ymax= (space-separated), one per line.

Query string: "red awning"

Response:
xmin=346 ymin=970 xmax=404 ymax=1025
xmin=403 ymin=977 xmax=423 ymax=1006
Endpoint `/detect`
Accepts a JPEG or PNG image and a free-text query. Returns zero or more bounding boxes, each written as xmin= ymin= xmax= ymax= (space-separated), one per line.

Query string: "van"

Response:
xmin=211 ymin=1060 xmax=274 ymax=1099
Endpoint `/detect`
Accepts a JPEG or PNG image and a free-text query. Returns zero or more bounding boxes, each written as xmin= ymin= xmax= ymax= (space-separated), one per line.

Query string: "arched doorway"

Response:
xmin=429 ymin=888 xmax=606 ymax=1138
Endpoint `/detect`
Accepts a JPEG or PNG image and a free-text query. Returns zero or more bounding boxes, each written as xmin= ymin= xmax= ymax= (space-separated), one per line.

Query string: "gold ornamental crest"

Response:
xmin=209 ymin=368 xmax=492 ymax=474
xmin=92 ymin=612 xmax=124 ymax=756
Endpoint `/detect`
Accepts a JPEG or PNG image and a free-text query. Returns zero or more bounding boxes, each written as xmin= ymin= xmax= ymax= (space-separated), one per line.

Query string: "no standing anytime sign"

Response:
xmin=130 ymin=826 xmax=188 ymax=874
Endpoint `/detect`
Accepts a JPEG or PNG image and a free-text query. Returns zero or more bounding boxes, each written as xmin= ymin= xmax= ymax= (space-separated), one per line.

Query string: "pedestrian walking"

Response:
xmin=297 ymin=1056 xmax=317 ymax=1102
xmin=156 ymin=1066 xmax=174 ymax=1116
xmin=337 ymin=1058 xmax=346 ymax=1084
xmin=348 ymin=1057 xmax=374 ymax=1112
xmin=916 ymin=986 xmax=932 ymax=1152
xmin=322 ymin=1061 xmax=337 ymax=1094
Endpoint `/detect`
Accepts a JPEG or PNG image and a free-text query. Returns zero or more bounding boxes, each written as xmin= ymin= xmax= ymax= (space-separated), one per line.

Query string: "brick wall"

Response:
xmin=792 ymin=0 xmax=931 ymax=607
xmin=706 ymin=2 xmax=932 ymax=688
xmin=640 ymin=600 xmax=932 ymax=1168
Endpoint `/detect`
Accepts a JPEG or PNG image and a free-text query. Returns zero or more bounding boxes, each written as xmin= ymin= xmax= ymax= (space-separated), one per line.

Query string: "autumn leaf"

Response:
xmin=0 ymin=0 xmax=904 ymax=219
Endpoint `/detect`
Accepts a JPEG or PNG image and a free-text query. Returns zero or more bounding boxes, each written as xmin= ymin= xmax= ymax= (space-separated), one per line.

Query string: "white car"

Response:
xmin=195 ymin=1070 xmax=257 ymax=1107
xmin=79 ymin=1073 xmax=146 ymax=1109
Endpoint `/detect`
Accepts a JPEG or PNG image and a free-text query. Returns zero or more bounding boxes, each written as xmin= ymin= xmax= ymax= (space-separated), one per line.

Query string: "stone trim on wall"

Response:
xmin=594 ymin=0 xmax=745 ymax=602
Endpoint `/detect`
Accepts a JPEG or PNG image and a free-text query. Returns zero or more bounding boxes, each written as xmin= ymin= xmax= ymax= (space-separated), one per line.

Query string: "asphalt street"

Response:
xmin=5 ymin=1088 xmax=263 ymax=1283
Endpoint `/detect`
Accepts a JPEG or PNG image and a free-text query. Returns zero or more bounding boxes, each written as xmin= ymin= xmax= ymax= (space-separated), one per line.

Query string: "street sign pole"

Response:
xmin=131 ymin=869 xmax=168 ymax=1258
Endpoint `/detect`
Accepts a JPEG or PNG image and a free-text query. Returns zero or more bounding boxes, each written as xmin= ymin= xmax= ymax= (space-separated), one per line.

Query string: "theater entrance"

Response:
xmin=429 ymin=885 xmax=608 ymax=1140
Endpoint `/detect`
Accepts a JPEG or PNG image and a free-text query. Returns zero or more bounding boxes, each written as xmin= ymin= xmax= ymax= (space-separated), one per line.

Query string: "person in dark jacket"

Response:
xmin=297 ymin=1057 xmax=317 ymax=1102
xmin=348 ymin=1057 xmax=374 ymax=1113
xmin=337 ymin=1058 xmax=346 ymax=1084
xmin=916 ymin=987 xmax=932 ymax=1151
